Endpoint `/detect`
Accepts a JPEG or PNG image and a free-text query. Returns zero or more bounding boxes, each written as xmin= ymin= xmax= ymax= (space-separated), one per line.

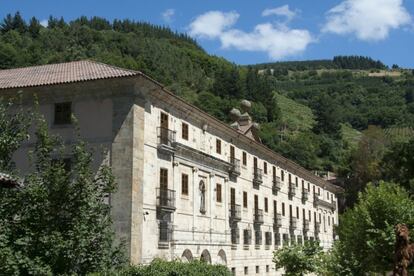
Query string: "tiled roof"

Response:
xmin=0 ymin=60 xmax=140 ymax=90
xmin=0 ymin=173 xmax=19 ymax=188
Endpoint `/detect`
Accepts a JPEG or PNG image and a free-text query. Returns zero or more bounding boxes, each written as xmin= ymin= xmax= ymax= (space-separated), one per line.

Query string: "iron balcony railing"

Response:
xmin=303 ymin=219 xmax=310 ymax=232
xmin=156 ymin=188 xmax=176 ymax=211
xmin=157 ymin=127 xmax=176 ymax=148
xmin=229 ymin=204 xmax=242 ymax=221
xmin=229 ymin=157 xmax=241 ymax=176
xmin=272 ymin=176 xmax=282 ymax=194
xmin=290 ymin=217 xmax=297 ymax=230
xmin=273 ymin=213 xmax=282 ymax=228
xmin=289 ymin=183 xmax=296 ymax=197
xmin=302 ymin=189 xmax=309 ymax=202
xmin=253 ymin=208 xmax=264 ymax=224
xmin=253 ymin=167 xmax=263 ymax=188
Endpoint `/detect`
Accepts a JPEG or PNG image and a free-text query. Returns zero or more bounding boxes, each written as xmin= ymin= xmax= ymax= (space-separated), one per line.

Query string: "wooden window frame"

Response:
xmin=216 ymin=183 xmax=222 ymax=203
xmin=54 ymin=102 xmax=72 ymax=125
xmin=181 ymin=173 xmax=189 ymax=196
xmin=216 ymin=139 xmax=222 ymax=154
xmin=182 ymin=122 xmax=189 ymax=140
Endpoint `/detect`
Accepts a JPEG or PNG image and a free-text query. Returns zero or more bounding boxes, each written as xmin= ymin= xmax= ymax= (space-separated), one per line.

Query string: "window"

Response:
xmin=309 ymin=210 xmax=311 ymax=221
xmin=182 ymin=122 xmax=189 ymax=140
xmin=263 ymin=162 xmax=267 ymax=174
xmin=275 ymin=232 xmax=281 ymax=246
xmin=282 ymin=203 xmax=285 ymax=216
xmin=231 ymin=267 xmax=236 ymax=275
xmin=255 ymin=230 xmax=262 ymax=245
xmin=308 ymin=182 xmax=310 ymax=190
xmin=243 ymin=191 xmax=248 ymax=208
xmin=244 ymin=267 xmax=248 ymax=275
xmin=265 ymin=232 xmax=272 ymax=246
xmin=296 ymin=207 xmax=299 ymax=218
xmin=54 ymin=102 xmax=72 ymax=125
xmin=318 ymin=187 xmax=321 ymax=195
xmin=273 ymin=200 xmax=277 ymax=214
xmin=244 ymin=229 xmax=251 ymax=245
xmin=273 ymin=166 xmax=276 ymax=177
xmin=295 ymin=177 xmax=298 ymax=187
xmin=264 ymin=197 xmax=268 ymax=212
xmin=256 ymin=266 xmax=260 ymax=273
xmin=216 ymin=139 xmax=221 ymax=154
xmin=281 ymin=170 xmax=285 ymax=181
xmin=328 ymin=215 xmax=331 ymax=226
xmin=266 ymin=265 xmax=270 ymax=273
xmin=181 ymin=173 xmax=188 ymax=195
xmin=242 ymin=151 xmax=247 ymax=166
xmin=160 ymin=168 xmax=168 ymax=189
xmin=216 ymin=183 xmax=222 ymax=203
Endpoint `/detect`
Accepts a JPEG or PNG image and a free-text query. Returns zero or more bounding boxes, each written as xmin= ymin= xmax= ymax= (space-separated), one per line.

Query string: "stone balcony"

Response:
xmin=253 ymin=167 xmax=263 ymax=189
xmin=302 ymin=189 xmax=309 ymax=202
xmin=157 ymin=127 xmax=176 ymax=154
xmin=156 ymin=188 xmax=176 ymax=212
xmin=229 ymin=203 xmax=242 ymax=222
xmin=288 ymin=183 xmax=296 ymax=197
xmin=273 ymin=213 xmax=282 ymax=230
xmin=229 ymin=157 xmax=241 ymax=177
xmin=272 ymin=176 xmax=282 ymax=195
xmin=253 ymin=208 xmax=264 ymax=225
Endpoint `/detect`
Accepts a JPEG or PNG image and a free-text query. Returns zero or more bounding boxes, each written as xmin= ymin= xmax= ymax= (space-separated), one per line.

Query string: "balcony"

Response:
xmin=253 ymin=167 xmax=263 ymax=189
xmin=157 ymin=127 xmax=176 ymax=154
xmin=229 ymin=157 xmax=241 ymax=177
xmin=253 ymin=208 xmax=264 ymax=225
xmin=273 ymin=213 xmax=282 ymax=229
xmin=289 ymin=217 xmax=297 ymax=231
xmin=302 ymin=189 xmax=309 ymax=202
xmin=272 ymin=176 xmax=282 ymax=195
xmin=303 ymin=220 xmax=310 ymax=232
xmin=156 ymin=188 xmax=176 ymax=212
xmin=288 ymin=183 xmax=296 ymax=197
xmin=229 ymin=204 xmax=242 ymax=222
xmin=314 ymin=194 xmax=336 ymax=211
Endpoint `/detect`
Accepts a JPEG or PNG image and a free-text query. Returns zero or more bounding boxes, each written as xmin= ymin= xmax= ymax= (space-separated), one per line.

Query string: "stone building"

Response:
xmin=0 ymin=61 xmax=342 ymax=275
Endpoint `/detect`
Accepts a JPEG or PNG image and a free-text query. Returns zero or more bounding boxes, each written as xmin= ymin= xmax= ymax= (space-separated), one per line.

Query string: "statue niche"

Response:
xmin=199 ymin=180 xmax=206 ymax=214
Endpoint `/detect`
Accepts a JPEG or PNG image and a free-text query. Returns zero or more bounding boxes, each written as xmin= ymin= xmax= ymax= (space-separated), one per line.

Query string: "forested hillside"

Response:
xmin=1 ymin=13 xmax=414 ymax=196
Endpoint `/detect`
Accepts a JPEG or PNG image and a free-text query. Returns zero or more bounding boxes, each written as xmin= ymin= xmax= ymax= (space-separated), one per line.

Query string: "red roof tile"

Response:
xmin=0 ymin=60 xmax=140 ymax=90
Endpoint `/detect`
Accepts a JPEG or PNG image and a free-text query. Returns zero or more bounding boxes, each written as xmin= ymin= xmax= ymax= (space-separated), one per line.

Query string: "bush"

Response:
xmin=95 ymin=259 xmax=231 ymax=276
xmin=273 ymin=241 xmax=322 ymax=276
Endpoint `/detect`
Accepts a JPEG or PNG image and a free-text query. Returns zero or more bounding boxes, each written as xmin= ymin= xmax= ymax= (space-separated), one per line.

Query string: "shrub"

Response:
xmin=95 ymin=259 xmax=231 ymax=276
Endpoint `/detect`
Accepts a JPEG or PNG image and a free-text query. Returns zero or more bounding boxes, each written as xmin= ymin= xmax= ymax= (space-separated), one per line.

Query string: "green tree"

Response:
xmin=382 ymin=138 xmax=414 ymax=194
xmin=337 ymin=182 xmax=414 ymax=273
xmin=0 ymin=107 xmax=125 ymax=274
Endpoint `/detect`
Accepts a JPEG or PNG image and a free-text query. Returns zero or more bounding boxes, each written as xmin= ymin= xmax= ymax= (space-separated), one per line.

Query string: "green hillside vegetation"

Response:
xmin=1 ymin=12 xmax=414 ymax=178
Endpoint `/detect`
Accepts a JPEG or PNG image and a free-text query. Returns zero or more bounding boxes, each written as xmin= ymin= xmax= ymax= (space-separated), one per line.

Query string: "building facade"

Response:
xmin=1 ymin=61 xmax=342 ymax=275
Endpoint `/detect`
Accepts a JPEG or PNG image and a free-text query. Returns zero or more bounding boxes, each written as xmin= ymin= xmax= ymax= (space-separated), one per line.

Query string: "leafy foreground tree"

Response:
xmin=95 ymin=259 xmax=231 ymax=276
xmin=334 ymin=182 xmax=414 ymax=274
xmin=273 ymin=241 xmax=323 ymax=276
xmin=0 ymin=111 xmax=125 ymax=274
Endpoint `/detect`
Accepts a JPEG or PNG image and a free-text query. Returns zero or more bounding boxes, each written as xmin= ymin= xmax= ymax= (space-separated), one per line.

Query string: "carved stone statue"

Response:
xmin=393 ymin=224 xmax=414 ymax=276
xmin=199 ymin=180 xmax=206 ymax=214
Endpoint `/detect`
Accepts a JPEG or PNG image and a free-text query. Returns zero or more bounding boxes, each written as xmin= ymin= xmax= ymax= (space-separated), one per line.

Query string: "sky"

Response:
xmin=1 ymin=0 xmax=414 ymax=67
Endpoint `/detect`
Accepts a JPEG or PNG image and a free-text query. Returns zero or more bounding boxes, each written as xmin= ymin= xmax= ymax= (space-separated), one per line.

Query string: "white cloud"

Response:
xmin=188 ymin=11 xmax=239 ymax=39
xmin=322 ymin=0 xmax=412 ymax=41
xmin=188 ymin=10 xmax=313 ymax=60
xmin=162 ymin=9 xmax=175 ymax=23
xmin=262 ymin=5 xmax=297 ymax=22
xmin=40 ymin=19 xmax=48 ymax=27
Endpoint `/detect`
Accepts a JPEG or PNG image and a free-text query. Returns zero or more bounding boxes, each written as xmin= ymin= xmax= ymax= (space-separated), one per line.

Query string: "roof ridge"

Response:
xmin=84 ymin=59 xmax=142 ymax=75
